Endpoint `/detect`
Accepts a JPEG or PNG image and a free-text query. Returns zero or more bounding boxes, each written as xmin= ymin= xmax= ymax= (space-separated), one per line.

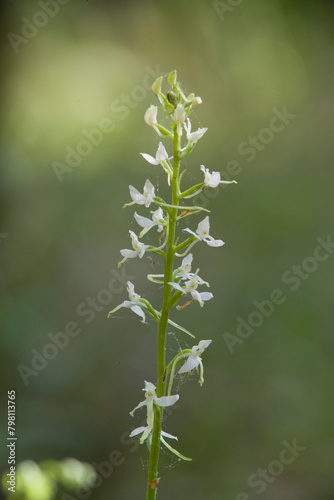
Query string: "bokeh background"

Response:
xmin=1 ymin=0 xmax=334 ymax=499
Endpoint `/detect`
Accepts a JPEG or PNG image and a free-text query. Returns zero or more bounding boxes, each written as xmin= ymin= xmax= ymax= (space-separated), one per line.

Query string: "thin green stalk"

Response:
xmin=146 ymin=128 xmax=181 ymax=500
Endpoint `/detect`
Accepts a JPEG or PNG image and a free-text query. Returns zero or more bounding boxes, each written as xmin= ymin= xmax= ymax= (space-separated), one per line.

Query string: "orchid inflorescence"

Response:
xmin=108 ymin=70 xmax=236 ymax=499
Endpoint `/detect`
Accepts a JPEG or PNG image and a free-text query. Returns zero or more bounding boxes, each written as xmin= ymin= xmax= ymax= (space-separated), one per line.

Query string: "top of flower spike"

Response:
xmin=145 ymin=70 xmax=203 ymax=120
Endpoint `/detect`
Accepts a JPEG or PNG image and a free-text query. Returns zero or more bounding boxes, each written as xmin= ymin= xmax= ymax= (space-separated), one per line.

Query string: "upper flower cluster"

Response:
xmin=144 ymin=70 xmax=207 ymax=147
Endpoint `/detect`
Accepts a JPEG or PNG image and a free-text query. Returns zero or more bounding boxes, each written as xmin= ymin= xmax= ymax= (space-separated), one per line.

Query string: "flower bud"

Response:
xmin=167 ymin=91 xmax=178 ymax=107
xmin=187 ymin=93 xmax=202 ymax=105
xmin=174 ymin=103 xmax=185 ymax=126
xmin=151 ymin=76 xmax=162 ymax=95
xmin=168 ymin=70 xmax=177 ymax=86
xmin=144 ymin=105 xmax=158 ymax=127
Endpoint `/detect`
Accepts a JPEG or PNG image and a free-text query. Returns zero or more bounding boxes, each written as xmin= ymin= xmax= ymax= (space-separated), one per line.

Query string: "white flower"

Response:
xmin=200 ymin=165 xmax=237 ymax=188
xmin=108 ymin=281 xmax=147 ymax=323
xmin=191 ymin=96 xmax=202 ymax=105
xmin=179 ymin=340 xmax=212 ymax=385
xmin=141 ymin=142 xmax=168 ymax=166
xmin=175 ymin=253 xmax=193 ymax=279
xmin=134 ymin=208 xmax=165 ymax=238
xmin=144 ymin=105 xmax=167 ymax=137
xmin=174 ymin=103 xmax=186 ymax=136
xmin=184 ymin=216 xmax=224 ymax=247
xmin=128 ymin=179 xmax=156 ymax=208
xmin=169 ymin=270 xmax=213 ymax=307
xmin=129 ymin=381 xmax=179 ymax=444
xmin=144 ymin=105 xmax=158 ymax=127
xmin=184 ymin=118 xmax=207 ymax=144
xmin=119 ymin=231 xmax=149 ymax=265
xmin=130 ymin=423 xmax=178 ymax=446
xmin=140 ymin=143 xmax=173 ymax=185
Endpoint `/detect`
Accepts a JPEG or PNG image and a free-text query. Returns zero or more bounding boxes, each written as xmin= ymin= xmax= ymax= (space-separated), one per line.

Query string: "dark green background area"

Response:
xmin=1 ymin=1 xmax=334 ymax=499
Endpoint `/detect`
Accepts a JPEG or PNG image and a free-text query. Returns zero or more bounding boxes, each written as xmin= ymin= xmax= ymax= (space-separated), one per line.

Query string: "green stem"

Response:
xmin=146 ymin=127 xmax=181 ymax=500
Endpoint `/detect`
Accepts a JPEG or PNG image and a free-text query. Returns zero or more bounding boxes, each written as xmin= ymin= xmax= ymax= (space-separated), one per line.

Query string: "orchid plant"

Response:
xmin=109 ymin=70 xmax=236 ymax=499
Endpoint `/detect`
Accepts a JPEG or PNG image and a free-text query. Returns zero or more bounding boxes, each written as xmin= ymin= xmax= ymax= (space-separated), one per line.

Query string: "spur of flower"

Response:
xmin=108 ymin=281 xmax=148 ymax=323
xmin=169 ymin=269 xmax=213 ymax=307
xmin=118 ymin=230 xmax=149 ymax=266
xmin=184 ymin=216 xmax=224 ymax=247
xmin=179 ymin=340 xmax=212 ymax=386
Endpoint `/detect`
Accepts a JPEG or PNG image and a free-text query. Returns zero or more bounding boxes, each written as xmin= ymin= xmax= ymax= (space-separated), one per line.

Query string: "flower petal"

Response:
xmin=129 ymin=185 xmax=144 ymax=203
xmin=129 ymin=400 xmax=147 ymax=417
xmin=209 ymin=172 xmax=221 ymax=188
xmin=130 ymin=305 xmax=146 ymax=323
xmin=140 ymin=153 xmax=159 ymax=165
xmin=134 ymin=213 xmax=154 ymax=228
xmin=204 ymin=238 xmax=224 ymax=247
xmin=120 ymin=249 xmax=136 ymax=258
xmin=129 ymin=426 xmax=147 ymax=437
xmin=198 ymin=292 xmax=213 ymax=302
xmin=197 ymin=340 xmax=212 ymax=353
xmin=179 ymin=356 xmax=200 ymax=374
xmin=140 ymin=426 xmax=153 ymax=444
xmin=156 ymin=142 xmax=168 ymax=162
xmin=168 ymin=282 xmax=185 ymax=293
xmin=144 ymin=105 xmax=158 ymax=126
xmin=154 ymin=394 xmax=179 ymax=408
xmin=183 ymin=227 xmax=199 ymax=239
xmin=108 ymin=300 xmax=131 ymax=316
xmin=161 ymin=430 xmax=178 ymax=440
xmin=197 ymin=216 xmax=210 ymax=238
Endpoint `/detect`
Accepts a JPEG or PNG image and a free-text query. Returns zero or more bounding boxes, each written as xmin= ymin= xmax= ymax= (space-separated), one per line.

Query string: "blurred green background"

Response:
xmin=1 ymin=0 xmax=334 ymax=499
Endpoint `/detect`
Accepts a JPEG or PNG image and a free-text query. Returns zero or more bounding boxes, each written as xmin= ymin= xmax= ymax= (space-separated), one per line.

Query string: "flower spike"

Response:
xmin=109 ymin=71 xmax=236 ymax=492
